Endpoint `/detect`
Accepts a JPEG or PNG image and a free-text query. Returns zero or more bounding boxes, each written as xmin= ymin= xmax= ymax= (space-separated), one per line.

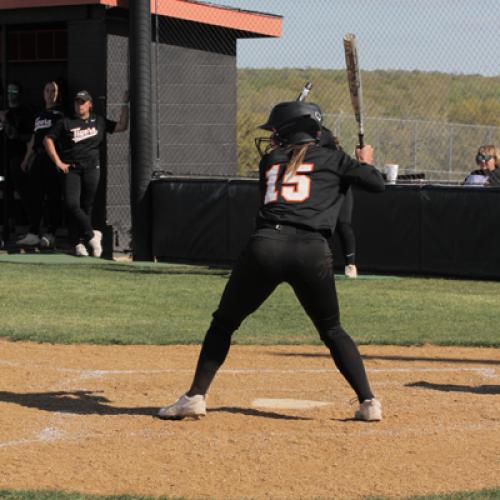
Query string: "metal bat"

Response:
xmin=343 ymin=33 xmax=364 ymax=148
xmin=296 ymin=81 xmax=312 ymax=102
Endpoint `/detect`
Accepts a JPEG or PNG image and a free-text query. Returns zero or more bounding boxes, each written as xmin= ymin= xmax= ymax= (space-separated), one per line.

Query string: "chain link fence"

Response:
xmin=1 ymin=1 xmax=498 ymax=249
xmin=152 ymin=0 xmax=499 ymax=182
xmin=327 ymin=114 xmax=500 ymax=182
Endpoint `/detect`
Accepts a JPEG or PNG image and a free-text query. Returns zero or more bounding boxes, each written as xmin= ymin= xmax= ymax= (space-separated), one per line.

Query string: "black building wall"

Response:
xmin=103 ymin=14 xmax=239 ymax=252
xmin=105 ymin=16 xmax=131 ymax=252
xmin=153 ymin=18 xmax=238 ymax=177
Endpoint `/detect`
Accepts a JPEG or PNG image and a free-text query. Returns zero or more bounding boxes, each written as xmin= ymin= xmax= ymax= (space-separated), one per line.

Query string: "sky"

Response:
xmin=216 ymin=0 xmax=500 ymax=76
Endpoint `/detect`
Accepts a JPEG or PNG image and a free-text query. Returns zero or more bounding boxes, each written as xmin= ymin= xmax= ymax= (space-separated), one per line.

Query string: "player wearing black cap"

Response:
xmin=43 ymin=89 xmax=128 ymax=256
xmin=158 ymin=101 xmax=385 ymax=421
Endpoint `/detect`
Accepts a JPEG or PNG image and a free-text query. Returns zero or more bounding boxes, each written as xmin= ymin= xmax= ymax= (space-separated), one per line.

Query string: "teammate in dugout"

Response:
xmin=43 ymin=89 xmax=129 ymax=257
xmin=17 ymin=81 xmax=65 ymax=249
xmin=158 ymin=101 xmax=386 ymax=422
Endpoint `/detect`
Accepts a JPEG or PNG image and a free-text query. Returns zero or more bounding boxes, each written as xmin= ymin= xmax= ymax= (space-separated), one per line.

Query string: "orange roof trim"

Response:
xmin=0 ymin=0 xmax=282 ymax=38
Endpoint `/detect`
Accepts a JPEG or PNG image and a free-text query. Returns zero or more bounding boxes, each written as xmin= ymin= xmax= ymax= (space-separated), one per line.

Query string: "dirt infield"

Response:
xmin=0 ymin=340 xmax=498 ymax=499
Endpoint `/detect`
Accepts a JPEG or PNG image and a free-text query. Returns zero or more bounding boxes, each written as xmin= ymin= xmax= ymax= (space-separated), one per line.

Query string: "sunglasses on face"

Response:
xmin=476 ymin=154 xmax=493 ymax=163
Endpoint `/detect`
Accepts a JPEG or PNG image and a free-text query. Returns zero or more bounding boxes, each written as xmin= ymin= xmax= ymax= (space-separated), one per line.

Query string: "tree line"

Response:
xmin=236 ymin=68 xmax=500 ymax=177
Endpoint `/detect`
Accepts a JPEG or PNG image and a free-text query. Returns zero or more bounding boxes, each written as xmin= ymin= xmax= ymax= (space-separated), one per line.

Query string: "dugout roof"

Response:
xmin=0 ymin=0 xmax=283 ymax=37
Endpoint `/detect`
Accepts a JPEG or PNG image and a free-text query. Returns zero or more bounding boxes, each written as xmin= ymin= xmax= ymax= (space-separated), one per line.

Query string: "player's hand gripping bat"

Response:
xmin=343 ymin=33 xmax=365 ymax=148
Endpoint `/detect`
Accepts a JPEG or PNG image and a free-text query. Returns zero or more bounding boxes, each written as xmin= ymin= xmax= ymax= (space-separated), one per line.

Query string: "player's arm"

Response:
xmin=112 ymin=90 xmax=129 ymax=133
xmin=338 ymin=147 xmax=385 ymax=192
xmin=20 ymin=134 xmax=35 ymax=172
xmin=43 ymin=120 xmax=70 ymax=173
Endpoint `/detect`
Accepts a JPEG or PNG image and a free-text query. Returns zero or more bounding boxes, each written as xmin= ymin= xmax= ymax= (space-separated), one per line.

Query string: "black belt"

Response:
xmin=257 ymin=221 xmax=331 ymax=238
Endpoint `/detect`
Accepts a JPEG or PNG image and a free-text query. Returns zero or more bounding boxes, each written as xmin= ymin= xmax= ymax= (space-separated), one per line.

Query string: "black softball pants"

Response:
xmin=26 ymin=153 xmax=63 ymax=234
xmin=64 ymin=164 xmax=100 ymax=245
xmin=187 ymin=225 xmax=374 ymax=403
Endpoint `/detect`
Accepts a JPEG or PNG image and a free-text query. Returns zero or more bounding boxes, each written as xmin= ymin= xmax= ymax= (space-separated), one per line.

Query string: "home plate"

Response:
xmin=252 ymin=398 xmax=331 ymax=410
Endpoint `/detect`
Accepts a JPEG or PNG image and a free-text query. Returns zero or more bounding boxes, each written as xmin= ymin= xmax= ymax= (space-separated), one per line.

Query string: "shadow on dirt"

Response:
xmin=270 ymin=351 xmax=500 ymax=365
xmin=406 ymin=381 xmax=500 ymax=394
xmin=0 ymin=390 xmax=157 ymax=416
xmin=0 ymin=391 xmax=318 ymax=419
xmin=209 ymin=406 xmax=313 ymax=420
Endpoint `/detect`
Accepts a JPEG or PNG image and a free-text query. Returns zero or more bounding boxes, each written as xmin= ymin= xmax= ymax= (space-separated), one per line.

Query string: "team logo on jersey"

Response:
xmin=70 ymin=126 xmax=99 ymax=143
xmin=34 ymin=118 xmax=53 ymax=131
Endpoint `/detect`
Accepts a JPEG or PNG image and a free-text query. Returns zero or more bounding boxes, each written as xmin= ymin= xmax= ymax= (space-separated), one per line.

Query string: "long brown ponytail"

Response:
xmin=285 ymin=143 xmax=311 ymax=178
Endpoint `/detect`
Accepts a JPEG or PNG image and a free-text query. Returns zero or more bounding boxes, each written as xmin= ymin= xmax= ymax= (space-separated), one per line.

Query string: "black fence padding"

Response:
xmin=351 ymin=185 xmax=421 ymax=272
xmin=227 ymin=180 xmax=261 ymax=259
xmin=420 ymin=186 xmax=500 ymax=278
xmin=152 ymin=178 xmax=500 ymax=279
xmin=152 ymin=179 xmax=229 ymax=263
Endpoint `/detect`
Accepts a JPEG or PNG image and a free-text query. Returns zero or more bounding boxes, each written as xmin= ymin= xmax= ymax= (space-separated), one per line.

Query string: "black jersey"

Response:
xmin=46 ymin=113 xmax=116 ymax=166
xmin=464 ymin=168 xmax=500 ymax=187
xmin=4 ymin=105 xmax=34 ymax=157
xmin=257 ymin=144 xmax=384 ymax=231
xmin=33 ymin=107 xmax=64 ymax=151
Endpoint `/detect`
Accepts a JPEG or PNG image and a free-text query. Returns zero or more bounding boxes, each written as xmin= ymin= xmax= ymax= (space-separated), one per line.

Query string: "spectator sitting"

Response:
xmin=463 ymin=145 xmax=500 ymax=186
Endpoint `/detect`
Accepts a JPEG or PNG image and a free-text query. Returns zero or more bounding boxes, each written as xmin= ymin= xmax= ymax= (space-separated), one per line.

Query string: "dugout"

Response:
xmin=151 ymin=178 xmax=500 ymax=280
xmin=0 ymin=0 xmax=282 ymax=253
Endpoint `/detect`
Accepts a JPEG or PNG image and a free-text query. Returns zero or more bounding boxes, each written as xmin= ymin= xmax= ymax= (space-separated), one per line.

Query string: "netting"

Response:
xmin=153 ymin=0 xmax=499 ymax=182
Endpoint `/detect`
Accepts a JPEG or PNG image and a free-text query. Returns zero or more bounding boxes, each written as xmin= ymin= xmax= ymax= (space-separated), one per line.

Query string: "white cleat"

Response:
xmin=88 ymin=230 xmax=102 ymax=257
xmin=158 ymin=394 xmax=206 ymax=420
xmin=39 ymin=233 xmax=55 ymax=249
xmin=345 ymin=264 xmax=358 ymax=279
xmin=355 ymin=398 xmax=382 ymax=421
xmin=75 ymin=243 xmax=89 ymax=257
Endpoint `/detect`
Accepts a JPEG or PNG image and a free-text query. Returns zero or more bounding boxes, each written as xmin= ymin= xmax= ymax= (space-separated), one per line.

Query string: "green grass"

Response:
xmin=0 ymin=493 xmax=186 ymax=500
xmin=0 ymin=259 xmax=499 ymax=346
xmin=366 ymin=490 xmax=500 ymax=500
xmin=0 ymin=488 xmax=498 ymax=499
xmin=0 ymin=492 xmax=184 ymax=500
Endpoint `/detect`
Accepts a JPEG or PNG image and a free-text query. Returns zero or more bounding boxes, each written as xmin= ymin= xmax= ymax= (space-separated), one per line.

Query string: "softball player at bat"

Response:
xmin=159 ymin=101 xmax=385 ymax=421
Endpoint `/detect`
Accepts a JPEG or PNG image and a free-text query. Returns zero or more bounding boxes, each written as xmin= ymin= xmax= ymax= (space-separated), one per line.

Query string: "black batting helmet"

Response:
xmin=259 ymin=101 xmax=323 ymax=146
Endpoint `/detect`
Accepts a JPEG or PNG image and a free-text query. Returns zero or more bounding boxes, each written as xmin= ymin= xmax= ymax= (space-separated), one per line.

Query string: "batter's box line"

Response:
xmin=62 ymin=366 xmax=497 ymax=380
xmin=1 ymin=361 xmax=497 ymax=379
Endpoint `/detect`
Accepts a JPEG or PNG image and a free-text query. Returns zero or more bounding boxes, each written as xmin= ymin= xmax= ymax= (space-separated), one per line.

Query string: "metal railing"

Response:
xmin=326 ymin=114 xmax=500 ymax=182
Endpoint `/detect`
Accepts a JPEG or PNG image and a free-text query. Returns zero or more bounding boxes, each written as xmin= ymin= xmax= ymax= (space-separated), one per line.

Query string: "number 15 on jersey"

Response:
xmin=264 ymin=163 xmax=314 ymax=204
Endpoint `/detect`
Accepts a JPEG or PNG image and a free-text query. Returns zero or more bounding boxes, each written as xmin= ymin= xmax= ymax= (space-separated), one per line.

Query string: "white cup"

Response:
xmin=384 ymin=164 xmax=399 ymax=184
